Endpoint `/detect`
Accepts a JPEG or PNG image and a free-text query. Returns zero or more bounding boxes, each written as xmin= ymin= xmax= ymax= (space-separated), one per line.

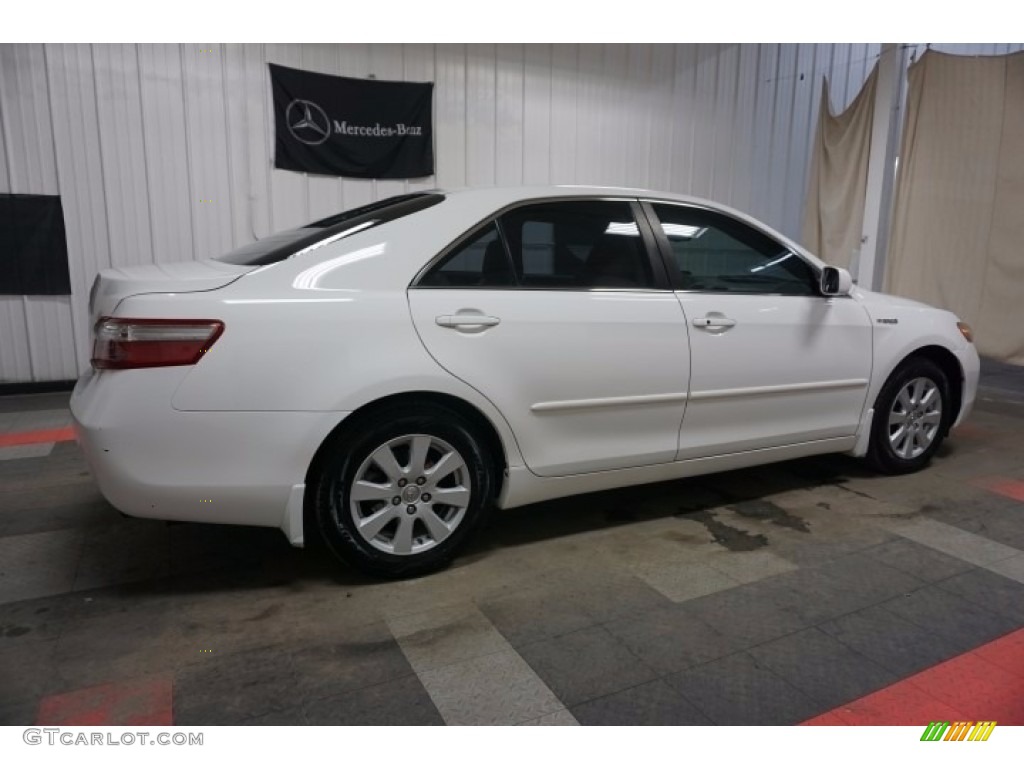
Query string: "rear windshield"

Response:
xmin=215 ymin=192 xmax=444 ymax=266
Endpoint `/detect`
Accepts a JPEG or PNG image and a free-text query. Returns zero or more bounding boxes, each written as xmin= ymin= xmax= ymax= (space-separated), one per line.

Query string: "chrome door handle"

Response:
xmin=692 ymin=316 xmax=736 ymax=329
xmin=435 ymin=314 xmax=501 ymax=329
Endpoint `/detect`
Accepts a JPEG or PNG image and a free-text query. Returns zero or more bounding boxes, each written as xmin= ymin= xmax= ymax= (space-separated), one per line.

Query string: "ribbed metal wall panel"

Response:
xmin=0 ymin=43 xmax=77 ymax=382
xmin=2 ymin=42 xmax=1020 ymax=383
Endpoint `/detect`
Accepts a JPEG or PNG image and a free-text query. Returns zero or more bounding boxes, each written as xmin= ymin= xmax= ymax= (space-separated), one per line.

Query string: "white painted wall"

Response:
xmin=1 ymin=42 xmax=1009 ymax=383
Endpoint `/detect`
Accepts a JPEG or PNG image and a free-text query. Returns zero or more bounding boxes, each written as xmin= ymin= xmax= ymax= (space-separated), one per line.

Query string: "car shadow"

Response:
xmin=89 ymin=441 xmax=966 ymax=597
xmin=459 ymin=451 xmax=876 ymax=562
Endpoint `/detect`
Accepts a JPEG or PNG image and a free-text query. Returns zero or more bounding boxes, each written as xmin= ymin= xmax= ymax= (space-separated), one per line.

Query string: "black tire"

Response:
xmin=311 ymin=403 xmax=495 ymax=579
xmin=866 ymin=357 xmax=950 ymax=475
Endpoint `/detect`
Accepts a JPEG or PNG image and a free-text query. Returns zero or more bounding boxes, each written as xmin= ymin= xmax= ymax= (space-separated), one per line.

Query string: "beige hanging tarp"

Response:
xmin=802 ymin=65 xmax=878 ymax=270
xmin=888 ymin=50 xmax=1024 ymax=364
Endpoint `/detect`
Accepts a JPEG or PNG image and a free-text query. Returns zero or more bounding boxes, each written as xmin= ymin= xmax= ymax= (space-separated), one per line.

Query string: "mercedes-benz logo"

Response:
xmin=285 ymin=99 xmax=331 ymax=146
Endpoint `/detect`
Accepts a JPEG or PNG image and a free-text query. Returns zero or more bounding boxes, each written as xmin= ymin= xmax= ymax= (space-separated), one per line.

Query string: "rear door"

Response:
xmin=408 ymin=198 xmax=691 ymax=477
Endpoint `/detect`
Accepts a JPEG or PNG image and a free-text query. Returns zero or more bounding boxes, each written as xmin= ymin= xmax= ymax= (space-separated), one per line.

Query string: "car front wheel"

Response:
xmin=866 ymin=357 xmax=950 ymax=474
xmin=311 ymin=403 xmax=494 ymax=578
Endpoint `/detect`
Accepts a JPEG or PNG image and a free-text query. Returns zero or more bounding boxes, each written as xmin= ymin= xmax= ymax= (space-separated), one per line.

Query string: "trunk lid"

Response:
xmin=89 ymin=259 xmax=255 ymax=324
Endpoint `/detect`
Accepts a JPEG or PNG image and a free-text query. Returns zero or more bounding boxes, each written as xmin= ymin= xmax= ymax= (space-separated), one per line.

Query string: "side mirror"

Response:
xmin=820 ymin=266 xmax=853 ymax=296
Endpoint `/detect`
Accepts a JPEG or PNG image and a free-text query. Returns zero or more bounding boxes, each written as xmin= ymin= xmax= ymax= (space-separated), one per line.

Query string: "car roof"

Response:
xmin=435 ymin=184 xmax=720 ymax=208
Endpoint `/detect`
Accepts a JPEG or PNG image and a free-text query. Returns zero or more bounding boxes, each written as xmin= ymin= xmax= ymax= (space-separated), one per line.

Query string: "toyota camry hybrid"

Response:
xmin=71 ymin=186 xmax=979 ymax=577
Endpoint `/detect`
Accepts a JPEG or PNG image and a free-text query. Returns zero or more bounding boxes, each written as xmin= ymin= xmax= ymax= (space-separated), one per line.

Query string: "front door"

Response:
xmin=644 ymin=202 xmax=873 ymax=460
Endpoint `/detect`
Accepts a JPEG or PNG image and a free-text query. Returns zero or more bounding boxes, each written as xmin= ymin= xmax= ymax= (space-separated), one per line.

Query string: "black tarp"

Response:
xmin=0 ymin=193 xmax=71 ymax=295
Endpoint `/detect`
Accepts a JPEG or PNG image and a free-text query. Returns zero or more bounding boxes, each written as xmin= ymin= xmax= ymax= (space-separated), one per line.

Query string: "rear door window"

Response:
xmin=499 ymin=201 xmax=656 ymax=289
xmin=418 ymin=222 xmax=516 ymax=287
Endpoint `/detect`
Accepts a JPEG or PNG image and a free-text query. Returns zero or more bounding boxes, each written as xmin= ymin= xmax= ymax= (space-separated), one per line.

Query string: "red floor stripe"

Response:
xmin=950 ymin=423 xmax=992 ymax=441
xmin=36 ymin=677 xmax=173 ymax=726
xmin=974 ymin=626 xmax=1024 ymax=678
xmin=802 ymin=628 xmax=1024 ymax=725
xmin=974 ymin=476 xmax=1024 ymax=504
xmin=0 ymin=426 xmax=75 ymax=448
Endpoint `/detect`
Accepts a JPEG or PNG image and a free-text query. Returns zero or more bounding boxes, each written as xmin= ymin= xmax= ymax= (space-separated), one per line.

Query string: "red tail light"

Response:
xmin=91 ymin=318 xmax=224 ymax=370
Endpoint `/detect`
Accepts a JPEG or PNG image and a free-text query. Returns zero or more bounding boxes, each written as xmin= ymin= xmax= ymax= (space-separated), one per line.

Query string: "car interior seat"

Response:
xmin=585 ymin=239 xmax=645 ymax=288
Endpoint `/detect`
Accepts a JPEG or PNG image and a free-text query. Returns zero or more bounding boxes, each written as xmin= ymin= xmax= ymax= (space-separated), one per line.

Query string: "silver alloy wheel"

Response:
xmin=347 ymin=433 xmax=471 ymax=556
xmin=887 ymin=376 xmax=942 ymax=460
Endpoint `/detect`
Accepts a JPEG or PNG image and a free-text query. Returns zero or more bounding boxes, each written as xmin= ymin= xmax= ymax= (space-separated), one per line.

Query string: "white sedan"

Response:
xmin=71 ymin=186 xmax=979 ymax=577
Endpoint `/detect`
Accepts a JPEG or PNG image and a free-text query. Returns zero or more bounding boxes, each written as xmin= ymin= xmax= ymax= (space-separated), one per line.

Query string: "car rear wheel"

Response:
xmin=866 ymin=357 xmax=950 ymax=474
xmin=311 ymin=403 xmax=494 ymax=578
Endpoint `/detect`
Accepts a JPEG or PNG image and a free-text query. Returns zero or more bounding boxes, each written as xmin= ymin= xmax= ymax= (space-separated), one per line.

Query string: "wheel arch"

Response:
xmin=890 ymin=344 xmax=965 ymax=430
xmin=302 ymin=391 xmax=509 ymax=544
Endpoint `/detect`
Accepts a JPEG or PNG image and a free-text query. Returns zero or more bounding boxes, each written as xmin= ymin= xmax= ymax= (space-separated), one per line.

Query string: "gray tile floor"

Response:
xmin=1 ymin=370 xmax=1024 ymax=725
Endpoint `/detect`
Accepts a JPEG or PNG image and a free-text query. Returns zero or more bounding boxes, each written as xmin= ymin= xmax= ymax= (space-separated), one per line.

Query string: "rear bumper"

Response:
xmin=70 ymin=368 xmax=347 ymax=541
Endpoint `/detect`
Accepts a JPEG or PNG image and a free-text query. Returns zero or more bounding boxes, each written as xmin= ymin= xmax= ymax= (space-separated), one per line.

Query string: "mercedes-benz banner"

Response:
xmin=270 ymin=63 xmax=434 ymax=179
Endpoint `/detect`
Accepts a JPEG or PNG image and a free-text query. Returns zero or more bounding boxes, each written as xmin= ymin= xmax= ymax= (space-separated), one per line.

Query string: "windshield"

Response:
xmin=216 ymin=192 xmax=444 ymax=266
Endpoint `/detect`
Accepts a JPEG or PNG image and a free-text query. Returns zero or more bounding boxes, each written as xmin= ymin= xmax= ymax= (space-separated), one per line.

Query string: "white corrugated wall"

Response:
xmin=0 ymin=42 xmax=1018 ymax=384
